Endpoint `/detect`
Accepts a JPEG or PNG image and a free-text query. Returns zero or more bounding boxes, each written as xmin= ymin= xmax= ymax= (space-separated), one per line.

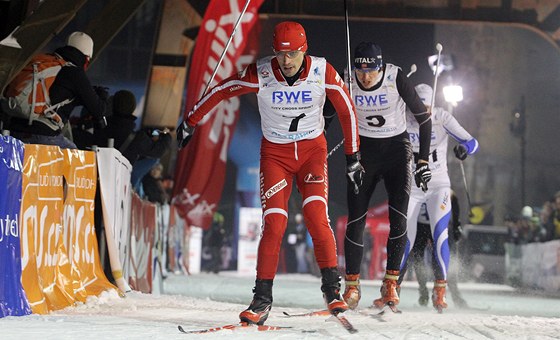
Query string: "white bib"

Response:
xmin=256 ymin=56 xmax=326 ymax=143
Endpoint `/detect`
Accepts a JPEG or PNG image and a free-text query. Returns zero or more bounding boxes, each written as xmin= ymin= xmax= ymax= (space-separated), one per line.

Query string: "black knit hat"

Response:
xmin=112 ymin=90 xmax=137 ymax=118
xmin=354 ymin=42 xmax=383 ymax=70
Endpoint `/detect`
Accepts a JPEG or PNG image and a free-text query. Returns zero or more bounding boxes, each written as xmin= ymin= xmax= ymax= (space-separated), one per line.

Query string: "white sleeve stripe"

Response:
xmin=195 ymin=79 xmax=258 ymax=109
xmin=325 ymin=83 xmax=359 ymax=152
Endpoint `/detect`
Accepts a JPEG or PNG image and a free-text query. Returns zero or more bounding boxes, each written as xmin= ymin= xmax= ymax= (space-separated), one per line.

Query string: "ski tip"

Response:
xmin=282 ymin=311 xmax=290 ymax=317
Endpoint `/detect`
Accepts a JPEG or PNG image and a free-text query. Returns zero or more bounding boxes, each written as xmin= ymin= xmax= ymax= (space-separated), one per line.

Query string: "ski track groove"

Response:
xmin=465 ymin=323 xmax=495 ymax=339
xmin=495 ymin=317 xmax=560 ymax=340
xmin=480 ymin=318 xmax=508 ymax=337
xmin=432 ymin=324 xmax=470 ymax=339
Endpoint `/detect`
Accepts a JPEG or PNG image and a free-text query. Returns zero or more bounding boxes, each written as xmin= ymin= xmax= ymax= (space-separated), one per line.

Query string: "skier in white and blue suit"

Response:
xmin=400 ymin=83 xmax=479 ymax=311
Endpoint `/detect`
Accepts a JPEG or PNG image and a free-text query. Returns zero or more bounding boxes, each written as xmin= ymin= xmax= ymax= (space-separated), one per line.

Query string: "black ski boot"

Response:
xmin=239 ymin=279 xmax=273 ymax=325
xmin=321 ymin=267 xmax=349 ymax=315
xmin=418 ymin=284 xmax=429 ymax=306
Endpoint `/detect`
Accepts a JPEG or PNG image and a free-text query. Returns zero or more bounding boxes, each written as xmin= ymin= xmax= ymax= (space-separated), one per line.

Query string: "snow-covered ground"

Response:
xmin=2 ymin=272 xmax=559 ymax=339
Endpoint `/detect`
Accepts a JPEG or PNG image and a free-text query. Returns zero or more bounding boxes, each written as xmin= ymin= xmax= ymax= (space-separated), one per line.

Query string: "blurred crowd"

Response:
xmin=507 ymin=191 xmax=560 ymax=244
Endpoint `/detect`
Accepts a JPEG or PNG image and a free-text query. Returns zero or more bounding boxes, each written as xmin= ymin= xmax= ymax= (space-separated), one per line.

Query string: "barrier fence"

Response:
xmin=2 ymin=134 xmax=558 ymax=317
xmin=0 ymin=136 xmax=177 ymax=317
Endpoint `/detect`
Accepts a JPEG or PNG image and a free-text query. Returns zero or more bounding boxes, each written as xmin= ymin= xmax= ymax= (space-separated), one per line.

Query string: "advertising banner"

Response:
xmin=237 ymin=207 xmax=261 ymax=275
xmin=62 ymin=149 xmax=116 ymax=297
xmin=128 ymin=192 xmax=156 ymax=293
xmin=20 ymin=144 xmax=73 ymax=313
xmin=173 ymin=0 xmax=264 ymax=230
xmin=0 ymin=136 xmax=31 ymax=317
xmin=97 ymin=148 xmax=132 ymax=293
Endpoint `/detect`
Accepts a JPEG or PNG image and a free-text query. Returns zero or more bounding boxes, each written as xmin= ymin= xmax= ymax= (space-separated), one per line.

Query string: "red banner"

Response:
xmin=128 ymin=192 xmax=156 ymax=293
xmin=172 ymin=0 xmax=263 ymax=229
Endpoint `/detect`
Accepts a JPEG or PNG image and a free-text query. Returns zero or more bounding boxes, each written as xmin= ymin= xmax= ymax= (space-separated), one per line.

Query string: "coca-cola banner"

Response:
xmin=173 ymin=0 xmax=264 ymax=230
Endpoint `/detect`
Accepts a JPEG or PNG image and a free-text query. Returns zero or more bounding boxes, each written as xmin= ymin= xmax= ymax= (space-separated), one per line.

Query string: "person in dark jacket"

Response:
xmin=95 ymin=89 xmax=171 ymax=192
xmin=141 ymin=163 xmax=168 ymax=204
xmin=204 ymin=212 xmax=226 ymax=274
xmin=96 ymin=89 xmax=171 ymax=166
xmin=7 ymin=31 xmax=108 ymax=149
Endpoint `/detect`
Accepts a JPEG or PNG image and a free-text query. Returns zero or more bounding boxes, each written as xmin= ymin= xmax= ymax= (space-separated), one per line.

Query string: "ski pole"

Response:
xmin=202 ymin=0 xmax=252 ymax=97
xmin=327 ymin=0 xmax=352 ymax=159
xmin=459 ymin=160 xmax=474 ymax=217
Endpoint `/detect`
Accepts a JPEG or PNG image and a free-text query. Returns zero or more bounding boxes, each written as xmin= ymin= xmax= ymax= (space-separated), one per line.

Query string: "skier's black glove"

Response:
xmin=346 ymin=152 xmax=365 ymax=194
xmin=176 ymin=120 xmax=195 ymax=149
xmin=454 ymin=144 xmax=468 ymax=160
xmin=452 ymin=223 xmax=463 ymax=242
xmin=414 ymin=162 xmax=431 ymax=192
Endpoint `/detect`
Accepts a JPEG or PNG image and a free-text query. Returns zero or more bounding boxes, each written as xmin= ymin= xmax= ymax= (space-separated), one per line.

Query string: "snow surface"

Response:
xmin=2 ymin=272 xmax=560 ymax=339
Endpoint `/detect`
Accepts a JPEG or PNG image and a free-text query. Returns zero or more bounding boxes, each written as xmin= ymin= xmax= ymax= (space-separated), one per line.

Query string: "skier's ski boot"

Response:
xmin=432 ymin=279 xmax=448 ymax=312
xmin=239 ymin=279 xmax=273 ymax=325
xmin=373 ymin=270 xmax=400 ymax=310
xmin=418 ymin=284 xmax=429 ymax=306
xmin=342 ymin=274 xmax=361 ymax=310
xmin=321 ymin=267 xmax=349 ymax=315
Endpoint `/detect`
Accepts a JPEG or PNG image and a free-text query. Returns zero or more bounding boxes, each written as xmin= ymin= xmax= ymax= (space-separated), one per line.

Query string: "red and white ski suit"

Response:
xmin=187 ymin=55 xmax=359 ymax=279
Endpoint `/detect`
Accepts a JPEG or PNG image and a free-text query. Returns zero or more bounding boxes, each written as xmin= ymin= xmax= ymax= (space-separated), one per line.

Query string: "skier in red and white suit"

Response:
xmin=177 ymin=21 xmax=364 ymax=325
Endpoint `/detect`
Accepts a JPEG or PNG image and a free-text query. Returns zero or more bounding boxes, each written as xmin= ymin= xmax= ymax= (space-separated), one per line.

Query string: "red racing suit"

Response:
xmin=187 ymin=55 xmax=359 ymax=279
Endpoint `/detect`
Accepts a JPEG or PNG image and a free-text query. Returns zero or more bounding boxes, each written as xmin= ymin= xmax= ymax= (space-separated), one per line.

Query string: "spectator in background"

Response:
xmin=522 ymin=205 xmax=544 ymax=242
xmin=509 ymin=205 xmax=547 ymax=244
xmin=539 ymin=200 xmax=554 ymax=241
xmin=204 ymin=212 xmax=226 ymax=274
xmin=161 ymin=175 xmax=175 ymax=204
xmin=293 ymin=213 xmax=308 ymax=273
xmin=4 ymin=32 xmax=108 ymax=149
xmin=142 ymin=162 xmax=168 ymax=204
xmin=71 ymin=107 xmax=97 ymax=150
xmin=96 ymin=90 xmax=171 ymax=190
xmin=305 ymin=231 xmax=321 ymax=278
xmin=551 ymin=191 xmax=560 ymax=240
xmin=548 ymin=192 xmax=560 ymax=240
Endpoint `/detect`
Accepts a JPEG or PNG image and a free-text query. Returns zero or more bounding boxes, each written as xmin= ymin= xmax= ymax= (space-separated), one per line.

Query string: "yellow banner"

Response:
xmin=20 ymin=145 xmax=116 ymax=314
xmin=20 ymin=145 xmax=72 ymax=313
xmin=62 ymin=149 xmax=116 ymax=299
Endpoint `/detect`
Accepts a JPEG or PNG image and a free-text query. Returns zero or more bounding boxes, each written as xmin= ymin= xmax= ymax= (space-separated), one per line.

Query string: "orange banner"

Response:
xmin=62 ymin=149 xmax=116 ymax=298
xmin=20 ymin=145 xmax=116 ymax=314
xmin=20 ymin=145 xmax=72 ymax=313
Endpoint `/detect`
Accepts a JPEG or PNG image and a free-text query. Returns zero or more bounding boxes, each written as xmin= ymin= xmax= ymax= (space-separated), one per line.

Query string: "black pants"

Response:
xmin=345 ymin=132 xmax=412 ymax=274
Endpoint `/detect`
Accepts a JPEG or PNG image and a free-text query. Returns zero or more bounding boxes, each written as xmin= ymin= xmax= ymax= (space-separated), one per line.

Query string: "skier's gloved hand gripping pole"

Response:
xmin=346 ymin=152 xmax=365 ymax=195
xmin=414 ymin=43 xmax=442 ymax=192
xmin=453 ymin=144 xmax=468 ymax=160
xmin=414 ymin=162 xmax=432 ymax=192
xmin=176 ymin=0 xmax=252 ymax=150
